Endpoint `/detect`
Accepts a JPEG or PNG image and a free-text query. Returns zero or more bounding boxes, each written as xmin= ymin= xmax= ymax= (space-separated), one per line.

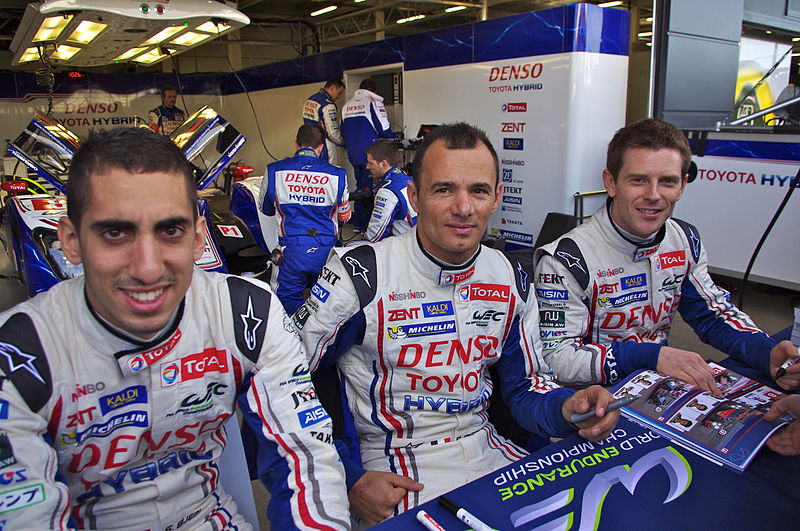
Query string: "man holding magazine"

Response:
xmin=534 ymin=118 xmax=800 ymax=394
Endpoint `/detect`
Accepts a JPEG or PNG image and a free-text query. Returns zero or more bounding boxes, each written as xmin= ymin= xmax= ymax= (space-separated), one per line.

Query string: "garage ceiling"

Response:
xmin=0 ymin=1 xmax=652 ymax=72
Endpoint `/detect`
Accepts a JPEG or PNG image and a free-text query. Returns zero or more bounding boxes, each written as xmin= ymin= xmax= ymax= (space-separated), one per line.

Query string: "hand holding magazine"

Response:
xmin=611 ymin=362 xmax=796 ymax=472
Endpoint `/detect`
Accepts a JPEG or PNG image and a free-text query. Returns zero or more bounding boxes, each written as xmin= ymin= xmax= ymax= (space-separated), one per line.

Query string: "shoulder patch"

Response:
xmin=340 ymin=245 xmax=378 ymax=309
xmin=553 ymin=238 xmax=589 ymax=290
xmin=672 ymin=218 xmax=702 ymax=262
xmin=0 ymin=313 xmax=52 ymax=412
xmin=226 ymin=277 xmax=271 ymax=363
xmin=502 ymin=251 xmax=531 ymax=303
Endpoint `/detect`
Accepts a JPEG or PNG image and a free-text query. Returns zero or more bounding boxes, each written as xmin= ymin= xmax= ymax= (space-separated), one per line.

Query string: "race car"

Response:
xmin=2 ymin=107 xmax=268 ymax=297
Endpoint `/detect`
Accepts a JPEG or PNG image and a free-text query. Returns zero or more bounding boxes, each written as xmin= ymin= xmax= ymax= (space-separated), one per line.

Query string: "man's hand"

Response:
xmin=763 ymin=395 xmax=800 ymax=456
xmin=657 ymin=346 xmax=722 ymax=395
xmin=348 ymin=471 xmax=424 ymax=526
xmin=561 ymin=385 xmax=621 ymax=441
xmin=769 ymin=340 xmax=800 ymax=391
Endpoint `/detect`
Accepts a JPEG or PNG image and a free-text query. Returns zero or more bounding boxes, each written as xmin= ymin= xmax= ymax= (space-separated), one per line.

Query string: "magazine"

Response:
xmin=611 ymin=362 xmax=795 ymax=472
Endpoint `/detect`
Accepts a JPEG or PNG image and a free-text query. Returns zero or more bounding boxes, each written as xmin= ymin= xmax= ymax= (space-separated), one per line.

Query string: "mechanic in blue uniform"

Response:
xmin=147 ymin=85 xmax=186 ymax=136
xmin=364 ymin=139 xmax=416 ymax=242
xmin=342 ymin=78 xmax=397 ymax=231
xmin=534 ymin=118 xmax=800 ymax=394
xmin=259 ymin=124 xmax=351 ymax=314
xmin=302 ymin=78 xmax=345 ymax=165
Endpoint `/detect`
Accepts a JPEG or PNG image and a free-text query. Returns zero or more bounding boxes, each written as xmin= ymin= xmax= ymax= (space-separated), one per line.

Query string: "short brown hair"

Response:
xmin=365 ymin=139 xmax=400 ymax=167
xmin=606 ymin=118 xmax=692 ymax=179
xmin=296 ymin=124 xmax=325 ymax=149
xmin=412 ymin=122 xmax=498 ymax=189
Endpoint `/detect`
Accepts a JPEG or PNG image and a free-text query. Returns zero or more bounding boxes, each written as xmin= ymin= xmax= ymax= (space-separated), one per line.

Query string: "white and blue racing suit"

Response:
xmin=0 ymin=271 xmax=349 ymax=530
xmin=302 ymin=89 xmax=345 ymax=165
xmin=365 ymin=166 xmax=417 ymax=242
xmin=341 ymin=89 xmax=396 ymax=230
xmin=293 ymin=228 xmax=576 ymax=515
xmin=259 ymin=148 xmax=351 ymax=315
xmin=534 ymin=201 xmax=777 ymax=385
xmin=147 ymin=104 xmax=186 ymax=136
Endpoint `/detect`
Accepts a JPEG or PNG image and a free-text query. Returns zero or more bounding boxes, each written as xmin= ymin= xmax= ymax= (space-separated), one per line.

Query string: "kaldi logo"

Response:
xmin=502 ymin=103 xmax=527 ymax=112
xmin=466 ymin=283 xmax=509 ymax=302
xmin=657 ymin=251 xmax=686 ymax=270
xmin=489 ymin=63 xmax=542 ymax=82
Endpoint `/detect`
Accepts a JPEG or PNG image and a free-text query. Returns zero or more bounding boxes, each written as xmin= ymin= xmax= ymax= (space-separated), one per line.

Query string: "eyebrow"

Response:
xmin=89 ymin=216 xmax=192 ymax=233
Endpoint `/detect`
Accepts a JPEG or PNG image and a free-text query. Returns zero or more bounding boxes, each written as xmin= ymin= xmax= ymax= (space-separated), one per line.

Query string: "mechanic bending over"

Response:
xmin=292 ymin=122 xmax=620 ymax=527
xmin=302 ymin=77 xmax=346 ymax=165
xmin=535 ymin=118 xmax=800 ymax=394
xmin=0 ymin=127 xmax=348 ymax=530
xmin=364 ymin=138 xmax=417 ymax=242
xmin=258 ymin=123 xmax=351 ymax=315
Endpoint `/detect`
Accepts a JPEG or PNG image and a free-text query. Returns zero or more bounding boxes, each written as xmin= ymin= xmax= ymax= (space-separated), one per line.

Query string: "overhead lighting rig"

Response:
xmin=10 ymin=0 xmax=249 ymax=67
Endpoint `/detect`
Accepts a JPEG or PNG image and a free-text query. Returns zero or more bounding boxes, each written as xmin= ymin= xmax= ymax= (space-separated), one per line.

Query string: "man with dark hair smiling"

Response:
xmin=535 ymin=118 xmax=800 ymax=393
xmin=294 ymin=122 xmax=618 ymax=526
xmin=0 ymin=127 xmax=348 ymax=530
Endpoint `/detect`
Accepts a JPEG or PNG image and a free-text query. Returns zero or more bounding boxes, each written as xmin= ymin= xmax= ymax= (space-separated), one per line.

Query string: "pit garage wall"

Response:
xmin=0 ymin=3 xmax=629 ymax=256
xmin=674 ymin=134 xmax=800 ymax=290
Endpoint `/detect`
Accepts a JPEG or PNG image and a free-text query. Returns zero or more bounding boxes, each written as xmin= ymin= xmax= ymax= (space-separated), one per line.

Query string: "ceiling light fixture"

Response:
xmin=311 ymin=6 xmax=338 ymax=17
xmin=597 ymin=1 xmax=623 ymax=7
xmin=445 ymin=6 xmax=468 ymax=12
xmin=397 ymin=15 xmax=426 ymax=24
xmin=10 ymin=0 xmax=249 ymax=67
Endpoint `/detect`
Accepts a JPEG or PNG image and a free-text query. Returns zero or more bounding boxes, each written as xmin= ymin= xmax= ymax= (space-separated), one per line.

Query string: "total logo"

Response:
xmin=161 ymin=348 xmax=229 ymax=387
xmin=656 ymin=251 xmax=686 ymax=270
xmin=458 ymin=283 xmax=510 ymax=302
xmin=127 ymin=328 xmax=182 ymax=373
xmin=502 ymin=102 xmax=527 ymax=112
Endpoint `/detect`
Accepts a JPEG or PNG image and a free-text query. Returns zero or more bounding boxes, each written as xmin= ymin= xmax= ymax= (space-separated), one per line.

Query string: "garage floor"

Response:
xmin=0 ymin=233 xmax=797 ymax=530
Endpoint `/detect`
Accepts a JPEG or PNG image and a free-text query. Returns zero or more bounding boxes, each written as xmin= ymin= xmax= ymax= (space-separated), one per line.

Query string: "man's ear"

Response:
xmin=193 ymin=215 xmax=207 ymax=262
xmin=407 ymin=179 xmax=418 ymax=212
xmin=602 ymin=169 xmax=617 ymax=197
xmin=491 ymin=182 xmax=502 ymax=214
xmin=57 ymin=216 xmax=83 ymax=265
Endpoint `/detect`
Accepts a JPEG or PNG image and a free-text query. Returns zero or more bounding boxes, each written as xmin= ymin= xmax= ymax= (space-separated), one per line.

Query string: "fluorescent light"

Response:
xmin=51 ymin=45 xmax=81 ymax=61
xmin=171 ymin=31 xmax=213 ymax=46
xmin=131 ymin=47 xmax=177 ymax=64
xmin=18 ymin=47 xmax=41 ymax=63
xmin=196 ymin=21 xmax=231 ymax=33
xmin=793 ymin=37 xmax=800 ymax=42
xmin=143 ymin=26 xmax=185 ymax=46
xmin=646 ymin=42 xmax=652 ymax=47
xmin=597 ymin=1 xmax=623 ymax=7
xmin=397 ymin=14 xmax=426 ymax=24
xmin=445 ymin=5 xmax=468 ymax=12
xmin=33 ymin=15 xmax=73 ymax=42
xmin=637 ymin=31 xmax=653 ymax=38
xmin=355 ymin=0 xmax=366 ymax=3
xmin=766 ymin=30 xmax=773 ymax=34
xmin=115 ymin=47 xmax=147 ymax=60
xmin=66 ymin=21 xmax=108 ymax=45
xmin=311 ymin=6 xmax=337 ymax=17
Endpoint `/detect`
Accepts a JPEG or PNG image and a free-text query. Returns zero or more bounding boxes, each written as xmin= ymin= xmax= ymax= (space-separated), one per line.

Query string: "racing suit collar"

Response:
xmin=295 ymin=147 xmax=318 ymax=158
xmin=602 ymin=198 xmax=666 ymax=262
xmin=412 ymin=228 xmax=480 ymax=286
xmin=377 ymin=166 xmax=402 ymax=187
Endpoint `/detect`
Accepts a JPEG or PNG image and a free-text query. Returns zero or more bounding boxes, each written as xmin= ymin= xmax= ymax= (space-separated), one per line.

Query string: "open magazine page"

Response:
xmin=611 ymin=362 xmax=794 ymax=472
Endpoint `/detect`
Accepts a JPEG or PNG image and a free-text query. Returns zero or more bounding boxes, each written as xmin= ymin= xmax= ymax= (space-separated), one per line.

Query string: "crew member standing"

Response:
xmin=259 ymin=124 xmax=351 ymax=314
xmin=342 ymin=78 xmax=397 ymax=231
xmin=302 ymin=78 xmax=346 ymax=165
xmin=147 ymin=85 xmax=186 ymax=136
xmin=364 ymin=139 xmax=416 ymax=242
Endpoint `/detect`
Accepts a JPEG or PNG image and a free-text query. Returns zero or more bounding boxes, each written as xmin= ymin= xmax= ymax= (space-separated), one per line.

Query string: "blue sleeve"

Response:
xmin=614 ymin=341 xmax=662 ymax=377
xmin=369 ymin=103 xmax=394 ymax=138
xmin=496 ymin=316 xmax=576 ymax=438
xmin=677 ymin=271 xmax=775 ymax=379
xmin=261 ymin=165 xmax=276 ymax=216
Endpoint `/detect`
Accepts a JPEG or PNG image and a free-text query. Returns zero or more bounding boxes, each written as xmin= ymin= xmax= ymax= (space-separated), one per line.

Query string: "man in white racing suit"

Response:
xmin=364 ymin=139 xmax=416 ymax=242
xmin=302 ymin=78 xmax=346 ymax=165
xmin=535 ymin=118 xmax=800 ymax=393
xmin=0 ymin=128 xmax=348 ymax=530
xmin=294 ymin=122 xmax=620 ymax=527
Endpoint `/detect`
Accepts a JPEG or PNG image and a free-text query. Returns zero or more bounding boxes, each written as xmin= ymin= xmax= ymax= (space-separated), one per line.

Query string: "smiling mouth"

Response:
xmin=637 ymin=208 xmax=662 ymax=215
xmin=124 ymin=287 xmax=166 ymax=302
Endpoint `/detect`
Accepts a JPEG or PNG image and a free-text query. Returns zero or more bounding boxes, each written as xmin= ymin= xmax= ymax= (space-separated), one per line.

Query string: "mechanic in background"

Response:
xmin=147 ymin=85 xmax=186 ymax=136
xmin=259 ymin=124 xmax=351 ymax=314
xmin=302 ymin=78 xmax=346 ymax=165
xmin=342 ymin=78 xmax=397 ymax=231
xmin=0 ymin=127 xmax=348 ymax=530
xmin=364 ymin=139 xmax=416 ymax=242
